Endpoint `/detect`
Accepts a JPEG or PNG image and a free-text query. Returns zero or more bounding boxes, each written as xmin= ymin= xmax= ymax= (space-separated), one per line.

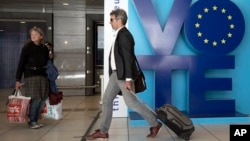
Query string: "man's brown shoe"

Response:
xmin=85 ymin=129 xmax=109 ymax=140
xmin=147 ymin=122 xmax=162 ymax=138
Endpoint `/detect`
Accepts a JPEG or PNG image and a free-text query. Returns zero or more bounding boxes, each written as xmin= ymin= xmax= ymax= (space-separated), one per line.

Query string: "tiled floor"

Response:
xmin=0 ymin=88 xmax=245 ymax=141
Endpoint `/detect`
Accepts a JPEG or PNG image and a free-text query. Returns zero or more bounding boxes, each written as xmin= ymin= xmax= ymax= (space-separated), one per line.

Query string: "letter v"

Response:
xmin=132 ymin=0 xmax=192 ymax=55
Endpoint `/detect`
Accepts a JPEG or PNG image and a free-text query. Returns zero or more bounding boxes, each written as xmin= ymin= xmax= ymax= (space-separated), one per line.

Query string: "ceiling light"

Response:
xmin=63 ymin=3 xmax=69 ymax=6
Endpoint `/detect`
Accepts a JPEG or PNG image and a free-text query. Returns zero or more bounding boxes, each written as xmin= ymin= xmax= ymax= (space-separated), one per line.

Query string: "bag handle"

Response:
xmin=14 ymin=90 xmax=22 ymax=97
xmin=134 ymin=55 xmax=142 ymax=71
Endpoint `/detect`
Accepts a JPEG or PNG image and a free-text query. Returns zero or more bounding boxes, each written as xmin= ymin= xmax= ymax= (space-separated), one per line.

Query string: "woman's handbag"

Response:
xmin=134 ymin=57 xmax=147 ymax=93
xmin=49 ymin=91 xmax=63 ymax=105
xmin=46 ymin=60 xmax=59 ymax=94
xmin=6 ymin=90 xmax=31 ymax=123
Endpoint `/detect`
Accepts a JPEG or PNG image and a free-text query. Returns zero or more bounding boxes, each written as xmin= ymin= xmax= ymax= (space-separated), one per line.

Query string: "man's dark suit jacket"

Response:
xmin=108 ymin=27 xmax=138 ymax=80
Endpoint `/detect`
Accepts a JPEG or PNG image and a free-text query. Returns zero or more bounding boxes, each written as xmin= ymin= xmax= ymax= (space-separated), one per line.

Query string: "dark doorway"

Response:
xmin=85 ymin=14 xmax=104 ymax=95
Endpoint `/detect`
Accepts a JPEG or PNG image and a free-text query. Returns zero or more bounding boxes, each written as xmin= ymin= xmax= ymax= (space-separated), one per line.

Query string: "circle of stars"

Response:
xmin=194 ymin=5 xmax=235 ymax=47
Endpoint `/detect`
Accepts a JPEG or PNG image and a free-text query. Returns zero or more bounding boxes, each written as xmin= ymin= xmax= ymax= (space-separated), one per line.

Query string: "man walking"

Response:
xmin=85 ymin=8 xmax=162 ymax=140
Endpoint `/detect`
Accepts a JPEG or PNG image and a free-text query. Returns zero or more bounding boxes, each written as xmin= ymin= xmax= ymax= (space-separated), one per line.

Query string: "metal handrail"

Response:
xmin=57 ymin=85 xmax=99 ymax=89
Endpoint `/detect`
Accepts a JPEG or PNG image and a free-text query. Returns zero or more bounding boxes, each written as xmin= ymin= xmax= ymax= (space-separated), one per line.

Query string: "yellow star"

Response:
xmin=230 ymin=24 xmax=235 ymax=29
xmin=228 ymin=15 xmax=232 ymax=20
xmin=204 ymin=8 xmax=209 ymax=13
xmin=221 ymin=39 xmax=226 ymax=44
xmin=213 ymin=5 xmax=218 ymax=11
xmin=204 ymin=38 xmax=209 ymax=44
xmin=195 ymin=22 xmax=200 ymax=28
xmin=213 ymin=41 xmax=217 ymax=46
xmin=197 ymin=14 xmax=202 ymax=19
xmin=227 ymin=32 xmax=232 ymax=38
xmin=221 ymin=8 xmax=226 ymax=13
xmin=197 ymin=32 xmax=202 ymax=37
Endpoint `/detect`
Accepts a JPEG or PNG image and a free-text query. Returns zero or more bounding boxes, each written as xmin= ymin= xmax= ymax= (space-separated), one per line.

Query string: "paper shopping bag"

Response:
xmin=7 ymin=90 xmax=31 ymax=123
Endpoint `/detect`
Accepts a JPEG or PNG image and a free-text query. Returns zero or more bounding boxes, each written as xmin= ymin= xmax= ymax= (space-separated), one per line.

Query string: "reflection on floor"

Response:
xmin=0 ymin=88 xmax=247 ymax=141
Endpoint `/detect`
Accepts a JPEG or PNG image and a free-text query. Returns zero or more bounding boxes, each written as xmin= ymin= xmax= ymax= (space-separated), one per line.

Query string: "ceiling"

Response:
xmin=0 ymin=0 xmax=104 ymax=11
xmin=0 ymin=0 xmax=104 ymax=32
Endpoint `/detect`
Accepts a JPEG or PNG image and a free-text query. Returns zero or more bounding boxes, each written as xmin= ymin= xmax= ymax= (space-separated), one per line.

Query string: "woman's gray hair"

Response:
xmin=110 ymin=9 xmax=128 ymax=25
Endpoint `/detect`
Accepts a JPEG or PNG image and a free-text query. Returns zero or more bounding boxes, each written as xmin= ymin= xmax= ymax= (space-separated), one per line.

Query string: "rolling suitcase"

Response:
xmin=156 ymin=104 xmax=195 ymax=140
xmin=129 ymin=90 xmax=194 ymax=140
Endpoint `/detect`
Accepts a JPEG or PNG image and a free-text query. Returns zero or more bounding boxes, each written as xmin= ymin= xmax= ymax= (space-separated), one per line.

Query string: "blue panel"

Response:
xmin=0 ymin=32 xmax=24 ymax=88
xmin=128 ymin=0 xmax=250 ymax=125
xmin=171 ymin=70 xmax=188 ymax=111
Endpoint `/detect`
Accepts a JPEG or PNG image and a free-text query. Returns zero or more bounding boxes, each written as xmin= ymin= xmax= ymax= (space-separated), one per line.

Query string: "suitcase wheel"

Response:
xmin=182 ymin=134 xmax=190 ymax=140
xmin=180 ymin=127 xmax=194 ymax=140
xmin=183 ymin=135 xmax=189 ymax=140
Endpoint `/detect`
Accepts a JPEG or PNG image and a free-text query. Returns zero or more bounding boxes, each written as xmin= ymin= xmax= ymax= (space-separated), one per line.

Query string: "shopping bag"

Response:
xmin=6 ymin=90 xmax=31 ymax=123
xmin=41 ymin=99 xmax=63 ymax=120
xmin=41 ymin=103 xmax=47 ymax=115
xmin=5 ymin=89 xmax=15 ymax=106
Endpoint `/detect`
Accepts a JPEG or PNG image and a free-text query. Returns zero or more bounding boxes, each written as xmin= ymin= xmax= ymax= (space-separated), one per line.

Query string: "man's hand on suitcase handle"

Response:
xmin=125 ymin=80 xmax=133 ymax=90
xmin=126 ymin=88 xmax=135 ymax=95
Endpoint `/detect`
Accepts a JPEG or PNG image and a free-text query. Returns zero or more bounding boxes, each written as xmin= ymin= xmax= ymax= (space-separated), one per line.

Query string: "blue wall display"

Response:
xmin=128 ymin=0 xmax=250 ymax=123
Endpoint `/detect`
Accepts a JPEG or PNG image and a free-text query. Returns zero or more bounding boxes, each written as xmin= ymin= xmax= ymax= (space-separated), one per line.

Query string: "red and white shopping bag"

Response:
xmin=7 ymin=90 xmax=31 ymax=123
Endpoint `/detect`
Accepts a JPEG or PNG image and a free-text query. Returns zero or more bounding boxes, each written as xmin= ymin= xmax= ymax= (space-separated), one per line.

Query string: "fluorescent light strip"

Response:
xmin=63 ymin=3 xmax=69 ymax=6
